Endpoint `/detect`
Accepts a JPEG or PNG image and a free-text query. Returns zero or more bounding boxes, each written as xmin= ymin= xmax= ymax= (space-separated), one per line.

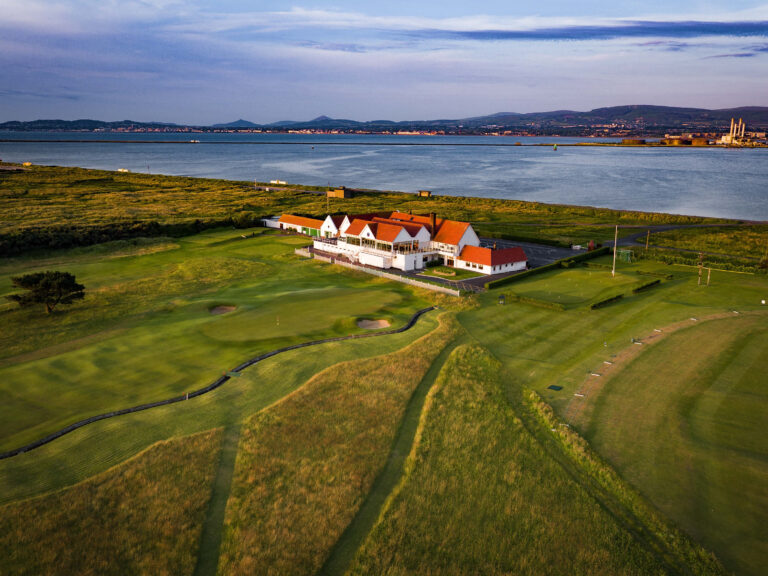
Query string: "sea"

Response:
xmin=1 ymin=132 xmax=766 ymax=221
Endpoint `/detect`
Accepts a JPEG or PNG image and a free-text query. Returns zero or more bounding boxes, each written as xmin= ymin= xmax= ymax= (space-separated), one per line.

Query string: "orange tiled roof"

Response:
xmin=344 ymin=219 xmax=371 ymax=237
xmin=389 ymin=212 xmax=471 ymax=246
xmin=279 ymin=214 xmax=324 ymax=229
xmin=459 ymin=245 xmax=527 ymax=266
xmin=374 ymin=222 xmax=407 ymax=243
xmin=371 ymin=217 xmax=425 ymax=237
xmin=432 ymin=220 xmax=470 ymax=246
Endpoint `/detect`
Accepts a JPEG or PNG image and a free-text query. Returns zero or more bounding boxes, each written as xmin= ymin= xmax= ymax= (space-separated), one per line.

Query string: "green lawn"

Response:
xmin=0 ymin=229 xmax=436 ymax=502
xmin=582 ymin=316 xmax=768 ymax=576
xmin=418 ymin=265 xmax=484 ymax=281
xmin=505 ymin=265 xmax=641 ymax=307
xmin=1 ymin=197 xmax=767 ymax=575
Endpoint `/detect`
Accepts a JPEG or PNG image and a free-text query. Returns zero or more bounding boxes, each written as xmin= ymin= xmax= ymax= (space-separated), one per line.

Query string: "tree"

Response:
xmin=6 ymin=271 xmax=85 ymax=314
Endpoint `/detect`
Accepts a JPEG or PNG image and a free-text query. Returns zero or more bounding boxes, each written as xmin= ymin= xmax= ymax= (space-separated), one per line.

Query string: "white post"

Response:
xmin=612 ymin=225 xmax=618 ymax=278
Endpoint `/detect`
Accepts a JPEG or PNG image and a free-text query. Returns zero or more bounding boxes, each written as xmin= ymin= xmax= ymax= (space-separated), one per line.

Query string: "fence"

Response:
xmin=300 ymin=248 xmax=461 ymax=297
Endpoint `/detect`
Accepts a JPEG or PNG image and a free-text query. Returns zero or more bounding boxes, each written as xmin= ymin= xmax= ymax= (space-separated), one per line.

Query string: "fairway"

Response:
xmin=582 ymin=315 xmax=768 ymax=576
xmin=0 ymin=228 xmax=435 ymax=502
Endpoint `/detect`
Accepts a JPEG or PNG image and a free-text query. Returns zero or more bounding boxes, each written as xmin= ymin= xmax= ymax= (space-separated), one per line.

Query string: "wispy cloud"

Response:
xmin=406 ymin=20 xmax=768 ymax=43
xmin=0 ymin=89 xmax=80 ymax=101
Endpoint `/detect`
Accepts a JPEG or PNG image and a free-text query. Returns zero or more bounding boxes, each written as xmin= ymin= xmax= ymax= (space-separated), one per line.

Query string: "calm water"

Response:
xmin=1 ymin=132 xmax=766 ymax=221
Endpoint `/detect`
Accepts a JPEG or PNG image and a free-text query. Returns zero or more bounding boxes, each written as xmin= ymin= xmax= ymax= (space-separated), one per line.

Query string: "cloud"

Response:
xmin=405 ymin=20 xmax=768 ymax=43
xmin=0 ymin=89 xmax=80 ymax=101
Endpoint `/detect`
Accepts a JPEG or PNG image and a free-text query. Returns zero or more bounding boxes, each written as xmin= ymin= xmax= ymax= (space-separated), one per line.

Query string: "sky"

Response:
xmin=1 ymin=1 xmax=767 ymax=124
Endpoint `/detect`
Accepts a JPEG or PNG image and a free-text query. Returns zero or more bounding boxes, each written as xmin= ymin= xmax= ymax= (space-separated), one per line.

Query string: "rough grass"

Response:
xmin=649 ymin=225 xmax=768 ymax=261
xmin=217 ymin=315 xmax=458 ymax=576
xmin=349 ymin=345 xmax=678 ymax=575
xmin=0 ymin=429 xmax=222 ymax=576
xmin=582 ymin=315 xmax=768 ymax=576
xmin=0 ymin=165 xmax=722 ymax=239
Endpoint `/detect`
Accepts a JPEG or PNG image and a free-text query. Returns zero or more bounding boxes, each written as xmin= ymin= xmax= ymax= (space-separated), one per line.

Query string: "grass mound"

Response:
xmin=349 ymin=344 xmax=680 ymax=575
xmin=0 ymin=429 xmax=222 ymax=576
xmin=217 ymin=316 xmax=457 ymax=576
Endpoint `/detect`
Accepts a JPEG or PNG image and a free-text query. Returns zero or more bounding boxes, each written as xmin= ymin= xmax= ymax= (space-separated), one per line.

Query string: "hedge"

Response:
xmin=590 ymin=294 xmax=624 ymax=309
xmin=632 ymin=279 xmax=661 ymax=293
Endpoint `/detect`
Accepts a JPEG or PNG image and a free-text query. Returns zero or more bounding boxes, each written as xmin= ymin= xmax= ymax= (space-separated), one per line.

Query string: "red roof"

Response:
xmin=279 ymin=214 xmax=324 ymax=229
xmin=374 ymin=222 xmax=406 ymax=243
xmin=388 ymin=212 xmax=471 ymax=246
xmin=459 ymin=245 xmax=527 ymax=266
xmin=328 ymin=215 xmax=345 ymax=227
xmin=371 ymin=217 xmax=425 ymax=237
xmin=344 ymin=219 xmax=371 ymax=237
xmin=433 ymin=220 xmax=470 ymax=246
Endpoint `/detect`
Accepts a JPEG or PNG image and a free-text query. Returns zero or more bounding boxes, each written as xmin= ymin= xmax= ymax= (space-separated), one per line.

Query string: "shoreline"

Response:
xmin=1 ymin=138 xmax=766 ymax=148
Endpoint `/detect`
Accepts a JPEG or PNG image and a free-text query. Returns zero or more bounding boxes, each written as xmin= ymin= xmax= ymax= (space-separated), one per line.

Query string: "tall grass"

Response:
xmin=348 ymin=344 xmax=682 ymax=575
xmin=0 ymin=429 xmax=222 ymax=576
xmin=216 ymin=315 xmax=457 ymax=576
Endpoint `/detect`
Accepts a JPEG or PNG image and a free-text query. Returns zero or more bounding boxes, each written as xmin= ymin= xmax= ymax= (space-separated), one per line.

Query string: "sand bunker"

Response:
xmin=210 ymin=305 xmax=237 ymax=315
xmin=357 ymin=319 xmax=391 ymax=329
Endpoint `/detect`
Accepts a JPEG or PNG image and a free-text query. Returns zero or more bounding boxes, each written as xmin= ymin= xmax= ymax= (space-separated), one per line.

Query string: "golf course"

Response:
xmin=1 ymin=165 xmax=767 ymax=575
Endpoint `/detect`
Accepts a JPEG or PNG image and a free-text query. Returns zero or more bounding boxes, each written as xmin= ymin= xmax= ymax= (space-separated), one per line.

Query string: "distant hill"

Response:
xmin=0 ymin=119 xmax=179 ymax=131
xmin=3 ymin=106 xmax=768 ymax=133
xmin=211 ymin=119 xmax=260 ymax=128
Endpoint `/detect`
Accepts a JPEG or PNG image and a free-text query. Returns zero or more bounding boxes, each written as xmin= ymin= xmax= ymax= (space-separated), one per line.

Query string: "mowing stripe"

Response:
xmin=192 ymin=425 xmax=241 ymax=576
xmin=0 ymin=307 xmax=435 ymax=460
xmin=317 ymin=333 xmax=464 ymax=576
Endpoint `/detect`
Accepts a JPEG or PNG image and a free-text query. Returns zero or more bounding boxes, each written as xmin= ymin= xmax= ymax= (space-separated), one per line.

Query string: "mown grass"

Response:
xmin=216 ymin=315 xmax=457 ymax=576
xmin=0 ymin=228 xmax=428 ymax=452
xmin=0 ymin=429 xmax=222 ymax=576
xmin=456 ymin=260 xmax=768 ymax=574
xmin=0 ymin=230 xmax=440 ymax=504
xmin=581 ymin=315 xmax=768 ymax=576
xmin=504 ymin=266 xmax=641 ymax=308
xmin=349 ymin=344 xmax=687 ymax=575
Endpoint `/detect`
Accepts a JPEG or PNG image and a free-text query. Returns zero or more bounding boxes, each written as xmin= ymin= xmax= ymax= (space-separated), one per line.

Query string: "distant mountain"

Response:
xmin=0 ymin=119 xmax=179 ymax=131
xmin=211 ymin=119 xmax=259 ymax=128
xmin=3 ymin=106 xmax=768 ymax=133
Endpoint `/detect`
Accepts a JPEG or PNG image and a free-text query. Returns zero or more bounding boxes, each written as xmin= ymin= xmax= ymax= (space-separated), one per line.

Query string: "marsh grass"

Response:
xmin=1 ymin=166 xmax=723 ymax=247
xmin=217 ymin=315 xmax=457 ymax=576
xmin=0 ymin=429 xmax=222 ymax=576
xmin=649 ymin=225 xmax=768 ymax=261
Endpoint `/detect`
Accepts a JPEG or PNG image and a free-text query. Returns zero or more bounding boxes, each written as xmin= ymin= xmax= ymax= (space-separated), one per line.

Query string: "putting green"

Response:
xmin=199 ymin=288 xmax=401 ymax=342
xmin=508 ymin=267 xmax=640 ymax=307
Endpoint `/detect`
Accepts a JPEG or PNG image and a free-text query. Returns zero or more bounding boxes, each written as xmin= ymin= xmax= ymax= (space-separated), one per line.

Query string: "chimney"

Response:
xmin=430 ymin=212 xmax=437 ymax=237
xmin=730 ymin=117 xmax=735 ymax=138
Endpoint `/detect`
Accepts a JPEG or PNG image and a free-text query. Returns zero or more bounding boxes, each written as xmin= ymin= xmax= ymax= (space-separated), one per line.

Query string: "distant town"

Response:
xmin=2 ymin=105 xmax=767 ymax=141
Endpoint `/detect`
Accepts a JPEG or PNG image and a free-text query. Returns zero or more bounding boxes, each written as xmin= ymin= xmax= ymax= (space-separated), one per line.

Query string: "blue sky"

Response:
xmin=1 ymin=1 xmax=767 ymax=124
